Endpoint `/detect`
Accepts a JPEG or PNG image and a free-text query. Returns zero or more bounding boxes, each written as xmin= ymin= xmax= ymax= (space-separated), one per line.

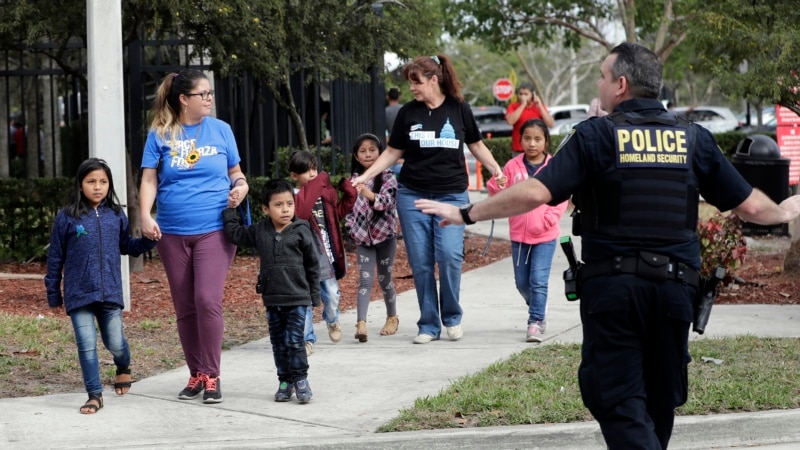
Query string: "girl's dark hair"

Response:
xmin=350 ymin=133 xmax=388 ymax=218
xmin=66 ymin=158 xmax=121 ymax=219
xmin=288 ymin=150 xmax=318 ymax=174
xmin=516 ymin=82 xmax=535 ymax=94
xmin=260 ymin=179 xmax=294 ymax=206
xmin=519 ymin=119 xmax=552 ymax=153
xmin=402 ymin=54 xmax=463 ymax=102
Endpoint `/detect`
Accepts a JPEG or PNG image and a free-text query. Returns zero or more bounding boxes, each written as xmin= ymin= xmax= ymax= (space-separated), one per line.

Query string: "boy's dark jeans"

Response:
xmin=267 ymin=305 xmax=309 ymax=383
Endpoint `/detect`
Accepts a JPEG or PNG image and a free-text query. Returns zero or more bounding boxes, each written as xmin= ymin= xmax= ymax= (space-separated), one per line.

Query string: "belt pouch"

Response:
xmin=637 ymin=251 xmax=670 ymax=280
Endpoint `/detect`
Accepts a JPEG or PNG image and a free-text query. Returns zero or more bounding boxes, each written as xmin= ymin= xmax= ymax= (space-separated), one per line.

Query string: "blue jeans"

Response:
xmin=396 ymin=185 xmax=468 ymax=338
xmin=512 ymin=240 xmax=557 ymax=323
xmin=69 ymin=302 xmax=130 ymax=395
xmin=304 ymin=277 xmax=341 ymax=342
xmin=267 ymin=305 xmax=309 ymax=383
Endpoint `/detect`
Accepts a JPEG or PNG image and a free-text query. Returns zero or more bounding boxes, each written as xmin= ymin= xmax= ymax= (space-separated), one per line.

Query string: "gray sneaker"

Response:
xmin=294 ymin=379 xmax=313 ymax=404
xmin=274 ymin=381 xmax=295 ymax=402
xmin=526 ymin=321 xmax=543 ymax=343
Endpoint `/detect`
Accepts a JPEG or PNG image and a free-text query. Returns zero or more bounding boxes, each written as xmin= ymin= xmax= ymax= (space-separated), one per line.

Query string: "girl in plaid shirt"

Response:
xmin=346 ymin=133 xmax=399 ymax=342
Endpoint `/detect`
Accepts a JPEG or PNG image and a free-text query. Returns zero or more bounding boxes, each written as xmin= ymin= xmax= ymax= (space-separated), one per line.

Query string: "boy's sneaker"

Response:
xmin=305 ymin=341 xmax=315 ymax=356
xmin=202 ymin=375 xmax=223 ymax=404
xmin=327 ymin=322 xmax=342 ymax=343
xmin=178 ymin=373 xmax=205 ymax=400
xmin=526 ymin=321 xmax=543 ymax=343
xmin=274 ymin=381 xmax=295 ymax=402
xmin=294 ymin=379 xmax=313 ymax=404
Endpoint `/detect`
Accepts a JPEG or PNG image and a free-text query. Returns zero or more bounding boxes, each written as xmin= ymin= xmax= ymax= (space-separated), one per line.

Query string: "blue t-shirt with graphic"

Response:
xmin=141 ymin=116 xmax=241 ymax=235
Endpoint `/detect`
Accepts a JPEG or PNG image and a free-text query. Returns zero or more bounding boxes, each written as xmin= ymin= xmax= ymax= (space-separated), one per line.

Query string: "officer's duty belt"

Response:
xmin=579 ymin=253 xmax=699 ymax=288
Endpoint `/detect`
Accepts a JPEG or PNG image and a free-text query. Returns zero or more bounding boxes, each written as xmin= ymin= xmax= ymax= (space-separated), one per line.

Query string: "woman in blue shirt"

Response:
xmin=139 ymin=69 xmax=249 ymax=405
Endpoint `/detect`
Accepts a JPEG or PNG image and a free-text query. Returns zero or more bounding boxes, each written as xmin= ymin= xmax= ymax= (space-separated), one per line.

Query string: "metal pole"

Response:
xmin=87 ymin=0 xmax=130 ymax=309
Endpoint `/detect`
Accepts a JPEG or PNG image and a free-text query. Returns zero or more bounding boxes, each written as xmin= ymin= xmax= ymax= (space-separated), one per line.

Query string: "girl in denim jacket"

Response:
xmin=46 ymin=158 xmax=156 ymax=414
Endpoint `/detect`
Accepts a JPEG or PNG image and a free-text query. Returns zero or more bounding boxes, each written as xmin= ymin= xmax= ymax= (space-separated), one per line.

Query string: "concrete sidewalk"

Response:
xmin=2 ymin=192 xmax=799 ymax=449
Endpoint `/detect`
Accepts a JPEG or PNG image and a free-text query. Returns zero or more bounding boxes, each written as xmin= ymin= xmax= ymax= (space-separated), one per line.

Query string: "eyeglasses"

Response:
xmin=186 ymin=90 xmax=215 ymax=100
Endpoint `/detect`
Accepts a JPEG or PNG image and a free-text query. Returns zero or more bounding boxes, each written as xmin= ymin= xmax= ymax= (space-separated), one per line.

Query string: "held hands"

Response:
xmin=351 ymin=175 xmax=366 ymax=188
xmin=141 ymin=215 xmax=161 ymax=241
xmin=494 ymin=171 xmax=508 ymax=190
xmin=228 ymin=185 xmax=248 ymax=208
xmin=354 ymin=182 xmax=375 ymax=201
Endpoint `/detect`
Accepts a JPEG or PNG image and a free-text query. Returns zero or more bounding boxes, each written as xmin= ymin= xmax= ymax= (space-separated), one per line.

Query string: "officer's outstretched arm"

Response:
xmin=415 ymin=178 xmax=552 ymax=226
xmin=733 ymin=189 xmax=800 ymax=225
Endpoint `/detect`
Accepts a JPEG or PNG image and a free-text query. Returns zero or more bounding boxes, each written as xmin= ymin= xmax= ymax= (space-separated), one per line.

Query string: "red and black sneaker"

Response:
xmin=203 ymin=375 xmax=223 ymax=404
xmin=178 ymin=373 xmax=205 ymax=400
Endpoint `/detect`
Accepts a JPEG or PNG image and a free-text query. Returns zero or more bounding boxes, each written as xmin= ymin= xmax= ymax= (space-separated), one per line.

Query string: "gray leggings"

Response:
xmin=356 ymin=237 xmax=397 ymax=321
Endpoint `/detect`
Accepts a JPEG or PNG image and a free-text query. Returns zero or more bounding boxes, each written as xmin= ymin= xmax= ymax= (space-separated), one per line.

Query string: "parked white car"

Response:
xmin=671 ymin=106 xmax=740 ymax=133
xmin=548 ymin=104 xmax=589 ymax=121
xmin=547 ymin=104 xmax=590 ymax=135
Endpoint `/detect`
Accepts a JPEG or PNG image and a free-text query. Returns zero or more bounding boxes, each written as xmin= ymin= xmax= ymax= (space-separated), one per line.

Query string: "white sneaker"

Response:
xmin=305 ymin=341 xmax=315 ymax=356
xmin=446 ymin=325 xmax=463 ymax=341
xmin=413 ymin=334 xmax=435 ymax=344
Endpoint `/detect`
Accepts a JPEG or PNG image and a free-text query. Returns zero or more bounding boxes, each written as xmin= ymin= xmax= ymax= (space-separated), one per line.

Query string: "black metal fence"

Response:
xmin=1 ymin=37 xmax=386 ymax=179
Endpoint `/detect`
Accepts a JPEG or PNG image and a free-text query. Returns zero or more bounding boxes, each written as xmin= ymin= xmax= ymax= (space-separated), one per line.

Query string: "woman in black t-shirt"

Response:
xmin=353 ymin=54 xmax=506 ymax=344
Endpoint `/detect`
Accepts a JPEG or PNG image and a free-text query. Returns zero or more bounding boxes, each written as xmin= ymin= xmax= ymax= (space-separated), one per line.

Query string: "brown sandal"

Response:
xmin=380 ymin=316 xmax=399 ymax=336
xmin=79 ymin=393 xmax=103 ymax=414
xmin=114 ymin=367 xmax=132 ymax=396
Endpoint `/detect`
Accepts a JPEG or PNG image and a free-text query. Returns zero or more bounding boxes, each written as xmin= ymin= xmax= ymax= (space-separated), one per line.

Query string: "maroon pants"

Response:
xmin=157 ymin=231 xmax=236 ymax=377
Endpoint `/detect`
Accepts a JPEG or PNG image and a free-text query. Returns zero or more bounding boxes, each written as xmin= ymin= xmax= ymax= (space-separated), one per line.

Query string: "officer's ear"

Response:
xmin=617 ymin=75 xmax=628 ymax=96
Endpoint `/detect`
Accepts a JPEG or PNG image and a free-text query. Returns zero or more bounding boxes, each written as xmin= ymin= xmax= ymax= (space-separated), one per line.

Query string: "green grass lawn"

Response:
xmin=378 ymin=336 xmax=800 ymax=432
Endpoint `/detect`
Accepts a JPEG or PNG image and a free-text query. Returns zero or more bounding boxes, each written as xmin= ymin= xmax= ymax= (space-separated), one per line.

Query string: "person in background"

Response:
xmin=385 ymin=87 xmax=405 ymax=176
xmin=46 ymin=158 xmax=157 ymax=414
xmin=385 ymin=87 xmax=402 ymax=139
xmin=415 ymin=42 xmax=800 ymax=449
xmin=505 ymin=82 xmax=555 ymax=152
xmin=289 ymin=150 xmax=356 ymax=355
xmin=486 ymin=119 xmax=567 ymax=343
xmin=320 ymin=101 xmax=332 ymax=146
xmin=345 ymin=133 xmax=399 ymax=342
xmin=223 ymin=179 xmax=320 ymax=404
xmin=353 ymin=53 xmax=506 ymax=344
xmin=139 ymin=69 xmax=249 ymax=404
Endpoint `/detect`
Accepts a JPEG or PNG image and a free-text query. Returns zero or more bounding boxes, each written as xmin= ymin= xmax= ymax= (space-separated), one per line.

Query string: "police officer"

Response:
xmin=415 ymin=42 xmax=800 ymax=449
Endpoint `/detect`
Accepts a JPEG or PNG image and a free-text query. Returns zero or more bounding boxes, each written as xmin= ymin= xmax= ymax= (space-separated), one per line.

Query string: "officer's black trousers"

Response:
xmin=578 ymin=274 xmax=694 ymax=450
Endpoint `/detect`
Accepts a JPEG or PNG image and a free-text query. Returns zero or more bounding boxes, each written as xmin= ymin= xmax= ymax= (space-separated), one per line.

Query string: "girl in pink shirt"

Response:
xmin=487 ymin=119 xmax=568 ymax=342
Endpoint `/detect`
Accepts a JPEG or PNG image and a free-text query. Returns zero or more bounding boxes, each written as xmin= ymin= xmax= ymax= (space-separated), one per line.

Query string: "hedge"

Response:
xmin=0 ymin=129 xmax=780 ymax=262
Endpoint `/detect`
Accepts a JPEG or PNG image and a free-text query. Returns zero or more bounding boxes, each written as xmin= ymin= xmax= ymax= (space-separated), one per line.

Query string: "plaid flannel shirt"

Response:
xmin=345 ymin=169 xmax=398 ymax=246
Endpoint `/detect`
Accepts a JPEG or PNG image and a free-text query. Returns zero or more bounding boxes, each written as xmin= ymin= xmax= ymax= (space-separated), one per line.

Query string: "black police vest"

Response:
xmin=575 ymin=110 xmax=699 ymax=242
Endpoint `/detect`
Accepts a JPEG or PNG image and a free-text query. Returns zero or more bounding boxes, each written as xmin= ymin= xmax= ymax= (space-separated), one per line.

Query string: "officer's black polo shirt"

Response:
xmin=535 ymin=98 xmax=753 ymax=268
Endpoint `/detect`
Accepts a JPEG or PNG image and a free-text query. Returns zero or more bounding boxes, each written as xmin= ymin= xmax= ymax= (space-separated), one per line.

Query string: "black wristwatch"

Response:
xmin=459 ymin=203 xmax=476 ymax=225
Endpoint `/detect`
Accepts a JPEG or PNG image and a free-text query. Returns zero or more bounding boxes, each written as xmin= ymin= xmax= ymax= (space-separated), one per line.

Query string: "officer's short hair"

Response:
xmin=610 ymin=43 xmax=662 ymax=99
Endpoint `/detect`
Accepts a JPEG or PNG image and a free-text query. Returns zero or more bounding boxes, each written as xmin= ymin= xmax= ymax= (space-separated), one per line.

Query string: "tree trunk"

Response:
xmin=272 ymin=80 xmax=309 ymax=151
xmin=0 ymin=76 xmax=8 ymax=179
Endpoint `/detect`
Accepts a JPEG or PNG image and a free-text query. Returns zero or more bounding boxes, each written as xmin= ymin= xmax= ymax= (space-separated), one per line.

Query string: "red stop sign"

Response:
xmin=493 ymin=78 xmax=514 ymax=102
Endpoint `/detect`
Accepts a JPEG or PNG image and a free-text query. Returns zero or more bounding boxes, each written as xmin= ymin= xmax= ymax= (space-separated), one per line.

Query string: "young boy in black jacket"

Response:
xmin=223 ymin=179 xmax=321 ymax=404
